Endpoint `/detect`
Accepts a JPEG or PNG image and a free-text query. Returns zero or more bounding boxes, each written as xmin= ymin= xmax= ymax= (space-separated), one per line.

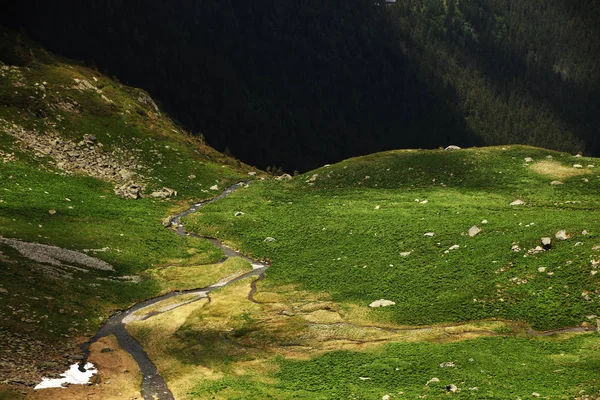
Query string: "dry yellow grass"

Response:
xmin=530 ymin=160 xmax=593 ymax=179
xmin=28 ymin=335 xmax=142 ymax=400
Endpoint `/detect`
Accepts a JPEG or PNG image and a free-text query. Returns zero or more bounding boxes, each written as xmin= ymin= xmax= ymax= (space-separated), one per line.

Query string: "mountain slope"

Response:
xmin=2 ymin=1 xmax=599 ymax=171
xmin=0 ymin=28 xmax=255 ymax=395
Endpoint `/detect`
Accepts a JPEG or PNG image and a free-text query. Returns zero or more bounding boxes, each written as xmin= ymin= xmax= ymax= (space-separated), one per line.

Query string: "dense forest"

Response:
xmin=2 ymin=0 xmax=599 ymax=171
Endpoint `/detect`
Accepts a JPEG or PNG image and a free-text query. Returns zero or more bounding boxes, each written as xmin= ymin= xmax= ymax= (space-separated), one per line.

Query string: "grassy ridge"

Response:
xmin=184 ymin=146 xmax=600 ymax=330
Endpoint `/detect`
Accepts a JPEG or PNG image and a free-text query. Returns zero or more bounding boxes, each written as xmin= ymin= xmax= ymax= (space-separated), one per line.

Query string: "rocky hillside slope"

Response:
xmin=0 ymin=29 xmax=256 ymax=397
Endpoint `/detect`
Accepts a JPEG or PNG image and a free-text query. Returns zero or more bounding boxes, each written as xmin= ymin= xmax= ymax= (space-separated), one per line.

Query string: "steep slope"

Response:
xmin=2 ymin=1 xmax=599 ymax=171
xmin=0 ymin=29 xmax=256 ymax=396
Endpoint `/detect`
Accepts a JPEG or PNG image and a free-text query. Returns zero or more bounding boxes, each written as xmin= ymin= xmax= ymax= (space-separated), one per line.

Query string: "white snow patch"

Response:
xmin=35 ymin=363 xmax=97 ymax=390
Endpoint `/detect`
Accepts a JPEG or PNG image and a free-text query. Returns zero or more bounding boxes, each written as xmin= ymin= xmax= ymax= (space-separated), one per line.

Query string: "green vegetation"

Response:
xmin=184 ymin=146 xmax=600 ymax=330
xmin=191 ymin=334 xmax=600 ymax=399
xmin=0 ymin=29 xmax=251 ymax=389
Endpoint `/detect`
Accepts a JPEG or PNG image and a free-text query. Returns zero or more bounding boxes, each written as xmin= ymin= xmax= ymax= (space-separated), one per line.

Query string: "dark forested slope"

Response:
xmin=3 ymin=0 xmax=599 ymax=171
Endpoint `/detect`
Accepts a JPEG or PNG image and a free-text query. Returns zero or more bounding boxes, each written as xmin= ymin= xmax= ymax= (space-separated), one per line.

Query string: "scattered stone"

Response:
xmin=538 ymin=267 xmax=547 ymax=273
xmin=424 ymin=232 xmax=436 ymax=237
xmin=382 ymin=395 xmax=390 ymax=400
xmin=0 ymin=287 xmax=8 ymax=294
xmin=575 ymin=242 xmax=583 ymax=246
xmin=555 ymin=230 xmax=569 ymax=240
xmin=369 ymin=299 xmax=396 ymax=308
xmin=481 ymin=219 xmax=488 ymax=224
xmin=448 ymin=245 xmax=460 ymax=251
xmin=510 ymin=199 xmax=525 ymax=206
xmin=511 ymin=244 xmax=521 ymax=252
xmin=550 ymin=181 xmax=563 ymax=185
xmin=524 ymin=157 xmax=533 ymax=163
xmin=468 ymin=225 xmax=481 ymax=237
xmin=419 ymin=200 xmax=428 ymax=204
xmin=444 ymin=145 xmax=461 ymax=151
xmin=210 ymin=185 xmax=219 ymax=191
xmin=150 ymin=187 xmax=177 ymax=199
xmin=546 ymin=155 xmax=553 ymax=159
xmin=400 ymin=251 xmax=412 ymax=257
xmin=234 ymin=211 xmax=244 ymax=217
xmin=426 ymin=377 xmax=440 ymax=385
xmin=48 ymin=209 xmax=56 ymax=215
xmin=532 ymin=392 xmax=540 ymax=398
xmin=588 ymin=164 xmax=595 ymax=168
xmin=573 ymin=164 xmax=583 ymax=168
xmin=248 ymin=171 xmax=257 ymax=176
xmin=114 ymin=182 xmax=143 ymax=199
xmin=439 ymin=362 xmax=456 ymax=368
xmin=375 ymin=205 xmax=380 ymax=210
xmin=264 ymin=237 xmax=276 ymax=243
xmin=275 ymin=173 xmax=292 ymax=181
xmin=541 ymin=237 xmax=552 ymax=250
xmin=446 ymin=384 xmax=458 ymax=393
xmin=582 ymin=230 xmax=589 ymax=235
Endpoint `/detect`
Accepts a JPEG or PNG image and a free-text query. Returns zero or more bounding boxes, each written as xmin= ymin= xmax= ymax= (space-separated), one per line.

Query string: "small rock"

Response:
xmin=448 ymin=245 xmax=460 ymax=251
xmin=538 ymin=267 xmax=546 ymax=273
xmin=210 ymin=185 xmax=219 ymax=191
xmin=400 ymin=251 xmax=412 ymax=257
xmin=546 ymin=155 xmax=553 ymax=159
xmin=114 ymin=182 xmax=143 ymax=199
xmin=100 ymin=347 xmax=113 ymax=353
xmin=532 ymin=392 xmax=540 ymax=398
xmin=234 ymin=211 xmax=244 ymax=217
xmin=382 ymin=395 xmax=390 ymax=400
xmin=446 ymin=384 xmax=458 ymax=393
xmin=439 ymin=362 xmax=456 ymax=368
xmin=444 ymin=145 xmax=461 ymax=151
xmin=524 ymin=157 xmax=533 ymax=163
xmin=541 ymin=237 xmax=552 ymax=250
xmin=48 ymin=209 xmax=56 ymax=215
xmin=419 ymin=200 xmax=428 ymax=204
xmin=369 ymin=299 xmax=395 ymax=308
xmin=573 ymin=164 xmax=583 ymax=168
xmin=248 ymin=171 xmax=257 ymax=176
xmin=264 ymin=237 xmax=276 ymax=243
xmin=582 ymin=230 xmax=589 ymax=235
xmin=426 ymin=377 xmax=440 ymax=385
xmin=468 ymin=225 xmax=481 ymax=237
xmin=510 ymin=199 xmax=525 ymax=206
xmin=374 ymin=205 xmax=380 ymax=210
xmin=0 ymin=288 xmax=7 ymax=294
xmin=555 ymin=230 xmax=569 ymax=240
xmin=550 ymin=181 xmax=563 ymax=185
xmin=275 ymin=173 xmax=292 ymax=181
xmin=424 ymin=232 xmax=436 ymax=237
xmin=481 ymin=219 xmax=488 ymax=224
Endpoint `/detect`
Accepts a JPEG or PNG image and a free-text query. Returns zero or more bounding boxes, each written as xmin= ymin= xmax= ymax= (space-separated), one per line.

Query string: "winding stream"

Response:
xmin=66 ymin=182 xmax=596 ymax=400
xmin=79 ymin=182 xmax=268 ymax=400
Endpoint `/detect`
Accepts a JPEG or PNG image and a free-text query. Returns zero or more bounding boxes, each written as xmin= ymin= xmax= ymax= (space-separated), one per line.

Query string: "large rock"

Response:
xmin=555 ymin=230 xmax=569 ymax=240
xmin=369 ymin=299 xmax=395 ymax=308
xmin=150 ymin=187 xmax=177 ymax=199
xmin=114 ymin=182 xmax=143 ymax=199
xmin=468 ymin=225 xmax=481 ymax=237
xmin=541 ymin=237 xmax=552 ymax=250
xmin=444 ymin=145 xmax=461 ymax=151
xmin=275 ymin=173 xmax=293 ymax=181
xmin=510 ymin=199 xmax=525 ymax=206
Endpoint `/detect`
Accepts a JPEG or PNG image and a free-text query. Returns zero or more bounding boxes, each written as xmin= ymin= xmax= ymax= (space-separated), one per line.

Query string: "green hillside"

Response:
xmin=0 ymin=29 xmax=254 ymax=394
xmin=1 ymin=30 xmax=599 ymax=400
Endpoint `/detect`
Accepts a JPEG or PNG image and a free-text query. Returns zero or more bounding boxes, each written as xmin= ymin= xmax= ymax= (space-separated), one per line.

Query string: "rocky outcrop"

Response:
xmin=1 ymin=119 xmax=146 ymax=197
xmin=114 ymin=182 xmax=144 ymax=199
xmin=150 ymin=187 xmax=177 ymax=199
